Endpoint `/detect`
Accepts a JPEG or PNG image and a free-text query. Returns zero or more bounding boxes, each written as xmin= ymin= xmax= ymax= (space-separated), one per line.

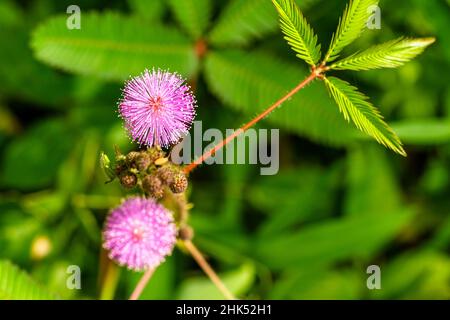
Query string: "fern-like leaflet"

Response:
xmin=325 ymin=0 xmax=379 ymax=63
xmin=323 ymin=77 xmax=406 ymax=156
xmin=272 ymin=0 xmax=321 ymax=66
xmin=330 ymin=37 xmax=435 ymax=71
xmin=267 ymin=0 xmax=433 ymax=158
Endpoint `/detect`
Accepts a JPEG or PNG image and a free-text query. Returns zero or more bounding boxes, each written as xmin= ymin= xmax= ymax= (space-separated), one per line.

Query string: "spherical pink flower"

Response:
xmin=119 ymin=69 xmax=196 ymax=147
xmin=103 ymin=197 xmax=177 ymax=271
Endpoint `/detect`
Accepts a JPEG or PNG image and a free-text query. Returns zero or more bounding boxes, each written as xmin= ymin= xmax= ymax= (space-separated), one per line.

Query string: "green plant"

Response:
xmin=271 ymin=0 xmax=433 ymax=156
xmin=119 ymin=0 xmax=434 ymax=299
xmin=1 ymin=0 xmax=444 ymax=301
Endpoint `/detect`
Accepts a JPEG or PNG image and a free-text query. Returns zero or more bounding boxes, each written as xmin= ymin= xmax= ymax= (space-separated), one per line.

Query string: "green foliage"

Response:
xmin=31 ymin=12 xmax=197 ymax=80
xmin=208 ymin=0 xmax=320 ymax=47
xmin=271 ymin=269 xmax=362 ymax=299
xmin=177 ymin=263 xmax=255 ymax=299
xmin=254 ymin=209 xmax=414 ymax=270
xmin=168 ymin=0 xmax=212 ymax=39
xmin=324 ymin=76 xmax=406 ymax=156
xmin=0 ymin=260 xmax=57 ymax=299
xmin=392 ymin=119 xmax=450 ymax=145
xmin=266 ymin=0 xmax=435 ymax=155
xmin=331 ymin=37 xmax=436 ymax=71
xmin=272 ymin=0 xmax=321 ymax=66
xmin=325 ymin=0 xmax=379 ymax=62
xmin=369 ymin=251 xmax=450 ymax=299
xmin=345 ymin=145 xmax=402 ymax=216
xmin=208 ymin=0 xmax=278 ymax=47
xmin=127 ymin=0 xmax=165 ymax=22
xmin=250 ymin=165 xmax=340 ymax=236
xmin=1 ymin=119 xmax=74 ymax=189
xmin=0 ymin=0 xmax=447 ymax=301
xmin=0 ymin=26 xmax=74 ymax=108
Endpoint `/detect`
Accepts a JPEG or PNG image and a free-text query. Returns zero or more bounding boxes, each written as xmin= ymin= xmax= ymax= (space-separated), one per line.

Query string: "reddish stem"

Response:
xmin=184 ymin=240 xmax=236 ymax=300
xmin=184 ymin=70 xmax=320 ymax=174
xmin=195 ymin=39 xmax=208 ymax=59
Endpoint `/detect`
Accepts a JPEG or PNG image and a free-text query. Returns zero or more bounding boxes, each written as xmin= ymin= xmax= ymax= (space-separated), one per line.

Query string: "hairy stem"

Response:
xmin=129 ymin=268 xmax=155 ymax=300
xmin=184 ymin=70 xmax=321 ymax=174
xmin=184 ymin=240 xmax=236 ymax=300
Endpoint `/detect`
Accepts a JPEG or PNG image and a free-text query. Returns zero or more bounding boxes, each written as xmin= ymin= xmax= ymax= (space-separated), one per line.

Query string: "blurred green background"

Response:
xmin=0 ymin=0 xmax=449 ymax=299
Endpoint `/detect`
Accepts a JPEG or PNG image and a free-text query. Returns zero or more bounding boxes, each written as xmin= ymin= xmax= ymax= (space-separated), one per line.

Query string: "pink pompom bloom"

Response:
xmin=103 ymin=197 xmax=177 ymax=271
xmin=119 ymin=69 xmax=196 ymax=147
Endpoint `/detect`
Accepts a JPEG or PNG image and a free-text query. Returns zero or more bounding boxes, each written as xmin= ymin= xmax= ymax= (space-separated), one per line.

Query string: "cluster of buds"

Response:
xmin=102 ymin=146 xmax=189 ymax=198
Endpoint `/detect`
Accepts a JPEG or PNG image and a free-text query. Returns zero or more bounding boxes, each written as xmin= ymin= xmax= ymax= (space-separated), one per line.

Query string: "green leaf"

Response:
xmin=271 ymin=269 xmax=361 ymax=299
xmin=254 ymin=210 xmax=414 ymax=270
xmin=0 ymin=26 xmax=74 ymax=108
xmin=208 ymin=0 xmax=320 ymax=47
xmin=330 ymin=37 xmax=435 ymax=71
xmin=250 ymin=165 xmax=340 ymax=236
xmin=325 ymin=0 xmax=379 ymax=62
xmin=127 ymin=0 xmax=165 ymax=22
xmin=208 ymin=0 xmax=277 ymax=47
xmin=272 ymin=0 xmax=321 ymax=66
xmin=369 ymin=251 xmax=450 ymax=299
xmin=31 ymin=12 xmax=198 ymax=81
xmin=324 ymin=76 xmax=406 ymax=156
xmin=0 ymin=0 xmax=23 ymax=28
xmin=391 ymin=119 xmax=450 ymax=145
xmin=22 ymin=191 xmax=66 ymax=220
xmin=168 ymin=0 xmax=212 ymax=39
xmin=0 ymin=207 xmax=41 ymax=263
xmin=204 ymin=50 xmax=358 ymax=146
xmin=345 ymin=145 xmax=402 ymax=216
xmin=1 ymin=119 xmax=74 ymax=190
xmin=0 ymin=260 xmax=57 ymax=299
xmin=177 ymin=263 xmax=255 ymax=299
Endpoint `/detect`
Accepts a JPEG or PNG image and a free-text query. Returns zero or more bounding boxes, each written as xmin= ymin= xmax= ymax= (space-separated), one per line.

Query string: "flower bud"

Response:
xmin=170 ymin=173 xmax=188 ymax=193
xmin=178 ymin=225 xmax=194 ymax=241
xmin=120 ymin=173 xmax=137 ymax=189
xmin=126 ymin=151 xmax=141 ymax=163
xmin=136 ymin=153 xmax=152 ymax=172
xmin=142 ymin=175 xmax=164 ymax=199
xmin=156 ymin=166 xmax=175 ymax=184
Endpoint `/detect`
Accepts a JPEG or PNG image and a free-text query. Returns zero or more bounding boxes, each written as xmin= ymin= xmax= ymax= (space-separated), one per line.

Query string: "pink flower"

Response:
xmin=103 ymin=197 xmax=177 ymax=271
xmin=119 ymin=69 xmax=196 ymax=147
